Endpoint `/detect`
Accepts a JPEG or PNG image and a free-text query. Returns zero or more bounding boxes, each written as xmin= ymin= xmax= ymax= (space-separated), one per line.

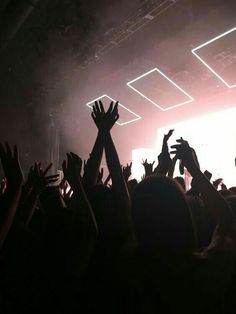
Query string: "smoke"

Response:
xmin=1 ymin=0 xmax=236 ymax=174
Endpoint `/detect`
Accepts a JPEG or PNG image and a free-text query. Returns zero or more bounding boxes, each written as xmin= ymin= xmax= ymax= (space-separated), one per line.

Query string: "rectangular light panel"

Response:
xmin=86 ymin=94 xmax=141 ymax=126
xmin=192 ymin=27 xmax=236 ymax=88
xmin=127 ymin=68 xmax=194 ymax=111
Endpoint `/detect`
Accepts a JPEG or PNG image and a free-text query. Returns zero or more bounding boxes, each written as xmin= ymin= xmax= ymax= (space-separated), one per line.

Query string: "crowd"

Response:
xmin=0 ymin=100 xmax=236 ymax=314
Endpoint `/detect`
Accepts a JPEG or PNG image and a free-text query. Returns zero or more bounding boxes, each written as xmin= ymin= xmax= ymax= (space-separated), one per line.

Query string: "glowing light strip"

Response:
xmin=86 ymin=94 xmax=141 ymax=126
xmin=127 ymin=68 xmax=194 ymax=111
xmin=192 ymin=27 xmax=236 ymax=88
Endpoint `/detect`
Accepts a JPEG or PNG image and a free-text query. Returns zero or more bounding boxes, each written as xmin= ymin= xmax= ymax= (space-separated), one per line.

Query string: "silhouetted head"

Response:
xmin=229 ymin=187 xmax=236 ymax=195
xmin=127 ymin=179 xmax=138 ymax=195
xmin=132 ymin=175 xmax=197 ymax=256
xmin=89 ymin=184 xmax=125 ymax=250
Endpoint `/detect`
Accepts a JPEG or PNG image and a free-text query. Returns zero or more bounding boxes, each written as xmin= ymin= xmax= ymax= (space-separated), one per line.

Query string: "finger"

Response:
xmin=46 ymin=179 xmax=59 ymax=185
xmin=114 ymin=114 xmax=119 ymax=122
xmin=170 ymin=150 xmax=178 ymax=155
xmin=0 ymin=143 xmax=5 ymax=160
xmin=92 ymin=105 xmax=96 ymax=114
xmin=45 ymin=174 xmax=59 ymax=180
xmin=65 ymin=188 xmax=72 ymax=196
xmin=43 ymin=163 xmax=53 ymax=176
xmin=176 ymin=138 xmax=188 ymax=145
xmin=70 ymin=152 xmax=81 ymax=160
xmin=91 ymin=111 xmax=96 ymax=121
xmin=99 ymin=100 xmax=105 ymax=113
xmin=113 ymin=101 xmax=119 ymax=113
xmin=4 ymin=142 xmax=12 ymax=158
xmin=94 ymin=101 xmax=100 ymax=113
xmin=35 ymin=162 xmax=41 ymax=176
xmin=107 ymin=101 xmax=114 ymax=114
xmin=37 ymin=162 xmax=43 ymax=174
xmin=13 ymin=144 xmax=18 ymax=159
xmin=170 ymin=144 xmax=181 ymax=149
xmin=62 ymin=160 xmax=67 ymax=173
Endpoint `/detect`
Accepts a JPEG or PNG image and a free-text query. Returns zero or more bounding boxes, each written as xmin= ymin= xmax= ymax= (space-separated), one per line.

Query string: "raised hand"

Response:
xmin=92 ymin=100 xmax=119 ymax=132
xmin=26 ymin=162 xmax=59 ymax=194
xmin=142 ymin=159 xmax=155 ymax=177
xmin=154 ymin=129 xmax=174 ymax=176
xmin=62 ymin=152 xmax=83 ymax=190
xmin=164 ymin=129 xmax=174 ymax=143
xmin=213 ymin=178 xmax=223 ymax=190
xmin=91 ymin=100 xmax=105 ymax=129
xmin=0 ymin=142 xmax=23 ymax=188
xmin=221 ymin=182 xmax=227 ymax=190
xmin=170 ymin=138 xmax=199 ymax=176
xmin=122 ymin=162 xmax=132 ymax=182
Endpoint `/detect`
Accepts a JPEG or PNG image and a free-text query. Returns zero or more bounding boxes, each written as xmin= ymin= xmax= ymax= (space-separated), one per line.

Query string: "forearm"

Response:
xmin=0 ymin=185 xmax=22 ymax=247
xmin=83 ymin=131 xmax=104 ymax=188
xmin=190 ymin=166 xmax=234 ymax=234
xmin=168 ymin=158 xmax=177 ymax=178
xmin=103 ymin=131 xmax=129 ymax=196
xmin=104 ymin=132 xmax=122 ymax=175
xmin=17 ymin=188 xmax=39 ymax=226
xmin=71 ymin=180 xmax=98 ymax=237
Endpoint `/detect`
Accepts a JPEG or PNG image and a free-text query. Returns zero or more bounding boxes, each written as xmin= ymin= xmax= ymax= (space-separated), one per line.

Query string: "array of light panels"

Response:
xmin=86 ymin=94 xmax=141 ymax=126
xmin=192 ymin=27 xmax=236 ymax=88
xmin=86 ymin=27 xmax=236 ymax=126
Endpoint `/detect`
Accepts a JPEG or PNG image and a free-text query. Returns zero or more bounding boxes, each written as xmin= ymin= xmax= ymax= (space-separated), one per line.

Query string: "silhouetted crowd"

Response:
xmin=0 ymin=100 xmax=236 ymax=314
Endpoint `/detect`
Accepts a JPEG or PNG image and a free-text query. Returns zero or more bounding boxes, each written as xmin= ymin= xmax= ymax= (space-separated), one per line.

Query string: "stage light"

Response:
xmin=127 ymin=68 xmax=194 ymax=111
xmin=192 ymin=27 xmax=236 ymax=88
xmin=86 ymin=94 xmax=141 ymax=126
xmin=156 ymin=106 xmax=236 ymax=187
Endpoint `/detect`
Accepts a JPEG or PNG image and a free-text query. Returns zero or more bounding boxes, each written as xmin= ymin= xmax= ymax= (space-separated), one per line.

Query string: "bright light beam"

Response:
xmin=127 ymin=68 xmax=194 ymax=111
xmin=192 ymin=27 xmax=236 ymax=88
xmin=86 ymin=94 xmax=141 ymax=126
xmin=157 ymin=106 xmax=236 ymax=187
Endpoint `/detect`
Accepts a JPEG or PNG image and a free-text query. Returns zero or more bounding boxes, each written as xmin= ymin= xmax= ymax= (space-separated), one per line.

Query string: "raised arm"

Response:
xmin=17 ymin=162 xmax=59 ymax=226
xmin=0 ymin=143 xmax=23 ymax=248
xmin=168 ymin=155 xmax=178 ymax=178
xmin=154 ymin=129 xmax=174 ymax=176
xmin=142 ymin=159 xmax=155 ymax=178
xmin=92 ymin=101 xmax=130 ymax=204
xmin=171 ymin=138 xmax=234 ymax=236
xmin=82 ymin=101 xmax=105 ymax=190
xmin=122 ymin=162 xmax=132 ymax=182
xmin=62 ymin=152 xmax=98 ymax=237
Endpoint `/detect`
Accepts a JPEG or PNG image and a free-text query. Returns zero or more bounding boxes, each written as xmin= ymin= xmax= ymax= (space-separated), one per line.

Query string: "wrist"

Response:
xmin=187 ymin=164 xmax=201 ymax=178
